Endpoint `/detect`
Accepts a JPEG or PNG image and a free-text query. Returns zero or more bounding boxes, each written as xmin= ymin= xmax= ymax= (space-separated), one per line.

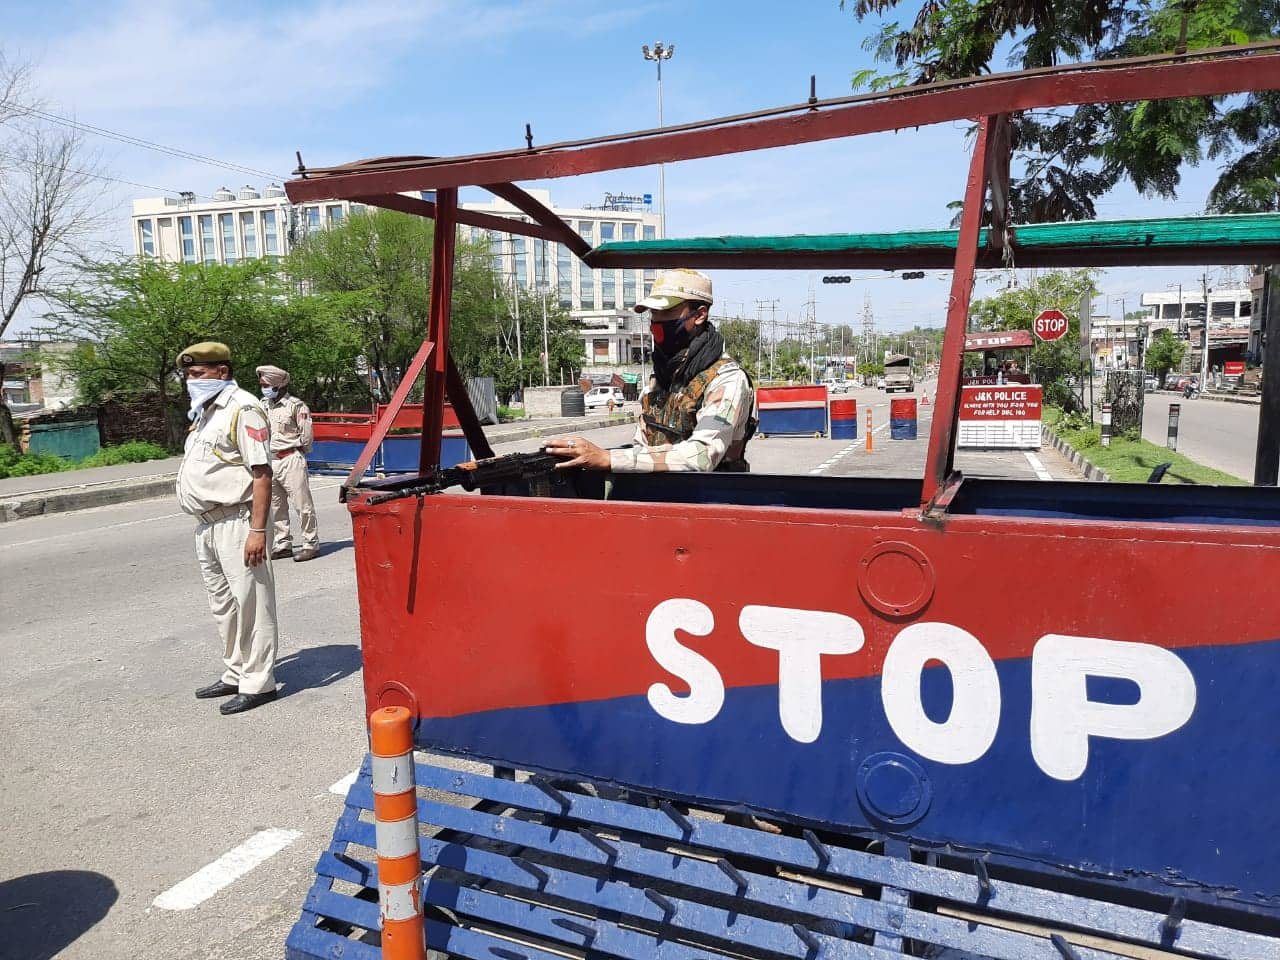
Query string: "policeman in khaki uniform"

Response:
xmin=177 ymin=342 xmax=280 ymax=715
xmin=256 ymin=365 xmax=319 ymax=562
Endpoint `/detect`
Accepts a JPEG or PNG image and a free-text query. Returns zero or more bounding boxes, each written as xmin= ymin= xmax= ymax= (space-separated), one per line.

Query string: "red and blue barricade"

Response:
xmin=890 ymin=397 xmax=918 ymax=439
xmin=829 ymin=398 xmax=858 ymax=440
xmin=756 ymin=385 xmax=827 ymax=436
xmin=288 ymin=475 xmax=1280 ymax=960
xmin=307 ymin=413 xmax=376 ymax=475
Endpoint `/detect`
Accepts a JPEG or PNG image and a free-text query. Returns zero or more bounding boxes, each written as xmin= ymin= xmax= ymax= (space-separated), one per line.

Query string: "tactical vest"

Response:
xmin=642 ymin=359 xmax=755 ymax=471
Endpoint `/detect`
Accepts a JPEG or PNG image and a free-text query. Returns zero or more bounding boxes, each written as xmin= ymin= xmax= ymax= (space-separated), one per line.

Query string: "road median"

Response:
xmin=1043 ymin=409 xmax=1245 ymax=485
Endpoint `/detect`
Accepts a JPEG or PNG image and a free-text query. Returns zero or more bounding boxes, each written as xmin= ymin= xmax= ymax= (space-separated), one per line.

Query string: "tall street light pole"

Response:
xmin=642 ymin=42 xmax=674 ymax=235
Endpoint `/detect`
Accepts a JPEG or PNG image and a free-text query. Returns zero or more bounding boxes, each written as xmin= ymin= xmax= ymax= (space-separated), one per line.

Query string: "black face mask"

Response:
xmin=651 ymin=309 xmax=696 ymax=353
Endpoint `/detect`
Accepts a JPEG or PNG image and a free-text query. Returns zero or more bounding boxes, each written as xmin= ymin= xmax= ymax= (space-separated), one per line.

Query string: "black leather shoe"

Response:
xmin=195 ymin=680 xmax=238 ymax=699
xmin=270 ymin=547 xmax=293 ymax=560
xmin=220 ymin=690 xmax=278 ymax=715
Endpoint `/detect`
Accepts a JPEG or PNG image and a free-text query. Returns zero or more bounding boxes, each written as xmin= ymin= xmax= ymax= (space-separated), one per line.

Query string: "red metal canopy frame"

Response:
xmin=285 ymin=42 xmax=1280 ymax=511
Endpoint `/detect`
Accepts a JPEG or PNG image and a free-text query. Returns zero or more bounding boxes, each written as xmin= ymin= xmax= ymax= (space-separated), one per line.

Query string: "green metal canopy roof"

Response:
xmin=584 ymin=213 xmax=1280 ymax=270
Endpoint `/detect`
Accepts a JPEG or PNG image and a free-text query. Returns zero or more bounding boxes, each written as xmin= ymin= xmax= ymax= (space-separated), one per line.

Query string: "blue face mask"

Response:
xmin=261 ymin=386 xmax=278 ymax=400
xmin=186 ymin=377 xmax=233 ymax=418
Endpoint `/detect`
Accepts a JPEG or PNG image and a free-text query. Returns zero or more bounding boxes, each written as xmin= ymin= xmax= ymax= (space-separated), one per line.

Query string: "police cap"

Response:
xmin=177 ymin=341 xmax=232 ymax=368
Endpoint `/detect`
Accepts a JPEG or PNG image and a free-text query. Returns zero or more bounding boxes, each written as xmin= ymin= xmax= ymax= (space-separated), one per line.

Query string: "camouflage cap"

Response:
xmin=634 ymin=268 xmax=714 ymax=313
xmin=177 ymin=341 xmax=232 ymax=368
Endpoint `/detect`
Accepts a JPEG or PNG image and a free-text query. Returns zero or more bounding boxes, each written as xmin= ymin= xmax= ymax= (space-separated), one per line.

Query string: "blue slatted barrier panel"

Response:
xmin=286 ymin=755 xmax=1279 ymax=960
xmin=381 ymin=433 xmax=472 ymax=475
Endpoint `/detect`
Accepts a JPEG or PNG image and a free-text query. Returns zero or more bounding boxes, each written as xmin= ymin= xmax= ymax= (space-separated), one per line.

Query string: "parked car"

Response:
xmin=875 ymin=376 xmax=886 ymax=390
xmin=1144 ymin=374 xmax=1160 ymax=391
xmin=822 ymin=378 xmax=849 ymax=394
xmin=584 ymin=386 xmax=626 ymax=410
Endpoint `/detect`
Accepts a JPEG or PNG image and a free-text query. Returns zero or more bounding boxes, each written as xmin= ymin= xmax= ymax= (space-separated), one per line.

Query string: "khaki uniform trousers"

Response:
xmin=271 ymin=451 xmax=318 ymax=551
xmin=196 ymin=507 xmax=279 ymax=695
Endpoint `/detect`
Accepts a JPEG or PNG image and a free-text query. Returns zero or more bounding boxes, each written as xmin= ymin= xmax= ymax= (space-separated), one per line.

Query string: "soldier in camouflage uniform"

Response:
xmin=547 ymin=269 xmax=755 ymax=472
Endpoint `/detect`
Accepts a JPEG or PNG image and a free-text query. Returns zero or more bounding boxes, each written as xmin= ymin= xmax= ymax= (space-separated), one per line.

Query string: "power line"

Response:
xmin=0 ymin=149 xmax=196 ymax=198
xmin=1 ymin=97 xmax=288 ymax=181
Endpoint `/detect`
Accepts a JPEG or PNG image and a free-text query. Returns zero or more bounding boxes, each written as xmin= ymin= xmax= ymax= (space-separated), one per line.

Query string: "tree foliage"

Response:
xmin=287 ymin=209 xmax=582 ymax=404
xmin=842 ymin=0 xmax=1280 ymax=219
xmin=1144 ymin=327 xmax=1188 ymax=381
xmin=42 ymin=258 xmax=348 ymax=448
xmin=0 ymin=50 xmax=105 ymax=448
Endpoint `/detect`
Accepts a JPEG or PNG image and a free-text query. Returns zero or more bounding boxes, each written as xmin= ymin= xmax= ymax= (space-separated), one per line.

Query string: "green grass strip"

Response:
xmin=1043 ymin=407 xmax=1245 ymax=485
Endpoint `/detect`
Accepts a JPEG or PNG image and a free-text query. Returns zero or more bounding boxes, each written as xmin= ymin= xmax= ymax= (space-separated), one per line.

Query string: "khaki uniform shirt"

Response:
xmin=609 ymin=358 xmax=754 ymax=472
xmin=176 ymin=384 xmax=273 ymax=515
xmin=264 ymin=393 xmax=314 ymax=454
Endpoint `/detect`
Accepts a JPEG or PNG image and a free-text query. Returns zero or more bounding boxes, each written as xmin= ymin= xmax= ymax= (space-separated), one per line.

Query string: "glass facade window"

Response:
xmin=351 ymin=203 xmax=366 ymax=217
xmin=327 ymin=204 xmax=344 ymax=224
xmin=642 ymin=225 xmax=656 ymax=285
xmin=1211 ymin=300 xmax=1235 ymax=319
xmin=179 ymin=217 xmax=195 ymax=262
xmin=220 ymin=213 xmax=236 ymax=263
xmin=600 ymin=222 xmax=615 ymax=243
xmin=578 ymin=223 xmax=595 ymax=308
xmin=557 ymin=243 xmax=572 ymax=307
xmin=622 ymin=222 xmax=636 ymax=242
xmin=513 ymin=237 xmax=527 ymax=289
xmin=602 ymin=269 xmax=616 ymax=308
xmin=199 ymin=215 xmax=216 ymax=263
xmin=139 ymin=219 xmax=154 ymax=256
xmin=263 ymin=211 xmax=279 ymax=256
xmin=534 ymin=239 xmax=548 ymax=286
xmin=306 ymin=206 xmax=321 ymax=231
xmin=489 ymin=232 xmax=504 ymax=274
xmin=240 ymin=212 xmax=257 ymax=258
xmin=623 ymin=270 xmax=637 ymax=307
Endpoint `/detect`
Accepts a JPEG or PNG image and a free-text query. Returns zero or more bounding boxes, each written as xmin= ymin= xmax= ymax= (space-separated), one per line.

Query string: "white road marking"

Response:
xmin=153 ymin=828 xmax=302 ymax=910
xmin=1023 ymin=451 xmax=1053 ymax=481
xmin=329 ymin=769 xmax=360 ymax=797
xmin=808 ymin=443 xmax=860 ymax=475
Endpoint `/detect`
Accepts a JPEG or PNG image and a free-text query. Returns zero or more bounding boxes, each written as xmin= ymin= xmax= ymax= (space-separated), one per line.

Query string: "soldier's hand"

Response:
xmin=545 ymin=437 xmax=610 ymax=470
xmin=245 ymin=531 xmax=267 ymax=567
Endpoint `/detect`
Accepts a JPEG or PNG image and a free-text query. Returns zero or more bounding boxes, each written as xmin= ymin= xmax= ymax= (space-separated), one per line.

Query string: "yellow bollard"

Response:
xmin=865 ymin=408 xmax=874 ymax=452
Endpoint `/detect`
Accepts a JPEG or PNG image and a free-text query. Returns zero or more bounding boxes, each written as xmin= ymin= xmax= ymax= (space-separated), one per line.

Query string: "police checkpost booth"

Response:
xmin=284 ymin=45 xmax=1280 ymax=960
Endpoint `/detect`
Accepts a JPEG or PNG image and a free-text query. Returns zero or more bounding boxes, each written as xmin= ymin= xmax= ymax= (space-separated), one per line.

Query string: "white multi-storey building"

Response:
xmin=130 ymin=185 xmax=366 ymax=266
xmin=131 ymin=187 xmax=663 ymax=367
xmin=461 ymin=191 xmax=663 ymax=366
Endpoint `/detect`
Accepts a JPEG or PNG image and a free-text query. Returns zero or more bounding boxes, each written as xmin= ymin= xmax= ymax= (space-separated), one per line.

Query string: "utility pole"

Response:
xmin=642 ymin=42 xmax=675 ymax=234
xmin=1200 ymin=271 xmax=1212 ymax=388
xmin=861 ymin=292 xmax=876 ymax=372
xmin=756 ymin=298 xmax=781 ymax=381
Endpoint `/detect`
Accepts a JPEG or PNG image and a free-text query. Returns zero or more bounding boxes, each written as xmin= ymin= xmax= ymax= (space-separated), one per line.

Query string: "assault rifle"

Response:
xmin=364 ymin=451 xmax=601 ymax=504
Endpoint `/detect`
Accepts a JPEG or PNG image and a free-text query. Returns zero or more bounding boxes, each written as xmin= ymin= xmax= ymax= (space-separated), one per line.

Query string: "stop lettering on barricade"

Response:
xmin=889 ymin=398 xmax=918 ymax=440
xmin=830 ymin=399 xmax=858 ymax=440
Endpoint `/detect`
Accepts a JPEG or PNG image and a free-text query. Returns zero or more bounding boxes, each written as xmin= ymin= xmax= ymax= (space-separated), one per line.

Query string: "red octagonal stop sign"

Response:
xmin=1033 ymin=309 xmax=1070 ymax=341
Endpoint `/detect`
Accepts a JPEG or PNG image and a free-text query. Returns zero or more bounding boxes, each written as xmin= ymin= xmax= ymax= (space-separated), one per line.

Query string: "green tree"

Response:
xmin=288 ymin=208 xmax=524 ymax=403
xmin=42 ymin=258 xmax=341 ymax=449
xmin=719 ymin=317 xmax=762 ymax=378
xmin=968 ymin=268 xmax=1097 ymax=409
xmin=843 ymin=0 xmax=1280 ymax=218
xmin=1145 ymin=328 xmax=1188 ymax=382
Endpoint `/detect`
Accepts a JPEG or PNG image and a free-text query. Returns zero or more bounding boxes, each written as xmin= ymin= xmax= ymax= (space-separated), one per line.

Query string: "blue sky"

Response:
xmin=5 ymin=0 xmax=1250 ymax=335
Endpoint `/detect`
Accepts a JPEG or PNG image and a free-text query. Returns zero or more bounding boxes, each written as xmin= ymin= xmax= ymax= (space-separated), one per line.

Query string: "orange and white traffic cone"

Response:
xmin=370 ymin=706 xmax=426 ymax=960
xmin=865 ymin=409 xmax=874 ymax=452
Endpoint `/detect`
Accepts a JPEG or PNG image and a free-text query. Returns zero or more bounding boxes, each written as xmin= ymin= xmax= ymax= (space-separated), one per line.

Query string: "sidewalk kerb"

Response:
xmin=0 ymin=413 xmax=636 ymax=523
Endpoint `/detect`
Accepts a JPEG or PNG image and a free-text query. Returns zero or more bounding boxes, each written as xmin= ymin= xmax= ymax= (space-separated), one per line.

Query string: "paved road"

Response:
xmin=0 ymin=408 xmax=1074 ymax=960
xmin=1140 ymin=392 xmax=1261 ymax=480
